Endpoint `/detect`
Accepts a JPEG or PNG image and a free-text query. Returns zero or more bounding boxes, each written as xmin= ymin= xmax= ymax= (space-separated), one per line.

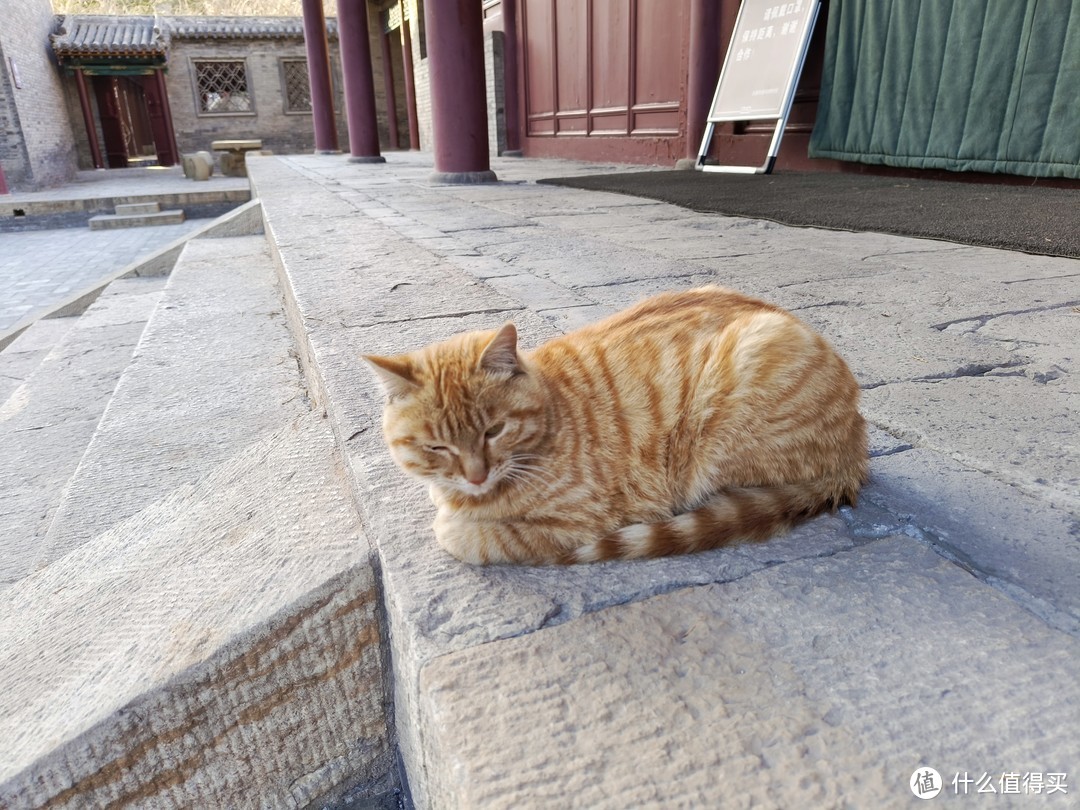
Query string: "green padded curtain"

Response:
xmin=808 ymin=0 xmax=1080 ymax=179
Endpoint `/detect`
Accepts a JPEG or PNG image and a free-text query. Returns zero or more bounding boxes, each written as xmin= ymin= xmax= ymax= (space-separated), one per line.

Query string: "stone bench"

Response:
xmin=211 ymin=139 xmax=264 ymax=177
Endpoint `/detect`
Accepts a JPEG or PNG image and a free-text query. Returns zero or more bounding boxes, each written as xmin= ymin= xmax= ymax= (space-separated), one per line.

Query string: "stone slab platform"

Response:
xmin=249 ymin=152 xmax=1079 ymax=808
xmin=422 ymin=538 xmax=1079 ymax=808
xmin=0 ymin=316 xmax=78 ymax=404
xmin=0 ymin=165 xmax=250 ymax=232
xmin=0 ymin=198 xmax=265 ymax=351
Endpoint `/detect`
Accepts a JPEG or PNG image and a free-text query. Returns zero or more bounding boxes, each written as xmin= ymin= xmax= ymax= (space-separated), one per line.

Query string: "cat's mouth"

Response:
xmin=449 ymin=467 xmax=509 ymax=498
xmin=442 ymin=456 xmax=545 ymax=499
xmin=458 ymin=481 xmax=492 ymax=497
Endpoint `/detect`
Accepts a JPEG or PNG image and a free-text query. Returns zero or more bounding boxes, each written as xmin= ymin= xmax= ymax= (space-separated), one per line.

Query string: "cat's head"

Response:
xmin=364 ymin=323 xmax=550 ymax=498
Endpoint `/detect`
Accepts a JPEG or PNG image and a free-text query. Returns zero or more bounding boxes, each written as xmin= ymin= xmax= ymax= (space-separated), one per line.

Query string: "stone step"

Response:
xmin=114 ymin=201 xmax=161 ymax=215
xmin=420 ymin=538 xmax=1080 ymax=807
xmin=0 ymin=198 xmax=265 ymax=355
xmin=0 ymin=276 xmax=166 ymax=591
xmin=0 ymin=316 xmax=80 ymax=405
xmin=88 ymin=209 xmax=185 ymax=230
xmin=36 ymin=235 xmax=310 ymax=572
xmin=0 ymin=411 xmax=393 ymax=808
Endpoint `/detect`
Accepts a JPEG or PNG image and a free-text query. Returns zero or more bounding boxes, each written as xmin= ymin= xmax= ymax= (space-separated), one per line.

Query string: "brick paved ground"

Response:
xmin=0 ymin=219 xmax=212 ymax=330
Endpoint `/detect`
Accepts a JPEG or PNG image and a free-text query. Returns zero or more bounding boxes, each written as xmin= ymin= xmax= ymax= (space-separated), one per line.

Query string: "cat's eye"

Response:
xmin=425 ymin=445 xmax=450 ymax=454
xmin=484 ymin=423 xmax=506 ymax=439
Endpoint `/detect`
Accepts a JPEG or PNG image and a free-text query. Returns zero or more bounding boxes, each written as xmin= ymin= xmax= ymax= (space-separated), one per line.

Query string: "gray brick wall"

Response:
xmin=0 ymin=0 xmax=77 ymax=191
xmin=165 ymin=37 xmax=350 ymax=161
xmin=411 ymin=22 xmax=432 ymax=152
xmin=0 ymin=37 xmax=31 ymax=188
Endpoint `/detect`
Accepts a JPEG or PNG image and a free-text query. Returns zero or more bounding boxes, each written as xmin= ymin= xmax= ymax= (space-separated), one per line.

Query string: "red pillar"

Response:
xmin=679 ymin=0 xmax=723 ymax=168
xmin=337 ymin=0 xmax=385 ymax=162
xmin=74 ymin=68 xmax=105 ymax=169
xmin=501 ymin=0 xmax=522 ymax=156
xmin=0 ymin=162 xmax=8 ymax=195
xmin=301 ymin=0 xmax=340 ymax=153
xmin=425 ymin=0 xmax=497 ymax=183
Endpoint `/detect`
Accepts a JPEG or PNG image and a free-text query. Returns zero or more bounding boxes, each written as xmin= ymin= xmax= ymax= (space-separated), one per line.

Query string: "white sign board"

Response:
xmin=698 ymin=0 xmax=821 ymax=173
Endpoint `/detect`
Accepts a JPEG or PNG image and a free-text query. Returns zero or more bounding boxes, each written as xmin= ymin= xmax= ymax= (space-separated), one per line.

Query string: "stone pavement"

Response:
xmin=0 ymin=219 xmax=213 ymax=331
xmin=0 ymin=151 xmax=1076 ymax=808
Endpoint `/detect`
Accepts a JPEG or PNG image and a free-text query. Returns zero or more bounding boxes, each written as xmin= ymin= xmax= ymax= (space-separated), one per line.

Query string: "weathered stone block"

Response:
xmin=420 ymin=539 xmax=1080 ymax=808
xmin=0 ymin=413 xmax=392 ymax=808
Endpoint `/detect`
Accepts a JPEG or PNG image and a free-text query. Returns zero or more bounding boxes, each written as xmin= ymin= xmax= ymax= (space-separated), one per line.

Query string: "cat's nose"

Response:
xmin=463 ymin=457 xmax=488 ymax=485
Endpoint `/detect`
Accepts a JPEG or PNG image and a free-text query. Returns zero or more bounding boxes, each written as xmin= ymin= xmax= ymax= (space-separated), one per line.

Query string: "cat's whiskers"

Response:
xmin=501 ymin=460 xmax=558 ymax=493
xmin=509 ymin=463 xmax=554 ymax=481
xmin=503 ymin=467 xmax=548 ymax=486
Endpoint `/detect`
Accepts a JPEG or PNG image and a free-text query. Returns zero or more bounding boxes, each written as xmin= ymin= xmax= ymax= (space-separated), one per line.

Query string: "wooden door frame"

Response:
xmin=77 ymin=64 xmax=178 ymax=169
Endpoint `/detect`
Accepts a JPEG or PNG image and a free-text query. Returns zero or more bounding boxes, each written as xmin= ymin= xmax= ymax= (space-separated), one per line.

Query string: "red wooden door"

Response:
xmin=140 ymin=73 xmax=177 ymax=166
xmin=93 ymin=76 xmax=129 ymax=169
xmin=520 ymin=0 xmax=689 ymax=162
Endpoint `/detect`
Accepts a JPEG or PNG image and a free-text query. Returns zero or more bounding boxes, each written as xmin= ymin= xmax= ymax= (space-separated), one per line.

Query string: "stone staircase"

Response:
xmin=0 ymin=274 xmax=166 ymax=589
xmin=88 ymin=201 xmax=186 ymax=230
xmin=0 ymin=203 xmax=398 ymax=808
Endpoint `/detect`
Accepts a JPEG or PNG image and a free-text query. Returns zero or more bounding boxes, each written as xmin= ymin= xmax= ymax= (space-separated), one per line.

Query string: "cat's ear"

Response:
xmin=363 ymin=354 xmax=419 ymax=399
xmin=479 ymin=323 xmax=521 ymax=375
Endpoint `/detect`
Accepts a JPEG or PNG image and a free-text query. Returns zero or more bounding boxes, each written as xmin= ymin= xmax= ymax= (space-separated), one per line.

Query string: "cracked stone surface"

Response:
xmin=250 ymin=153 xmax=1078 ymax=808
xmin=862 ymin=377 xmax=1078 ymax=513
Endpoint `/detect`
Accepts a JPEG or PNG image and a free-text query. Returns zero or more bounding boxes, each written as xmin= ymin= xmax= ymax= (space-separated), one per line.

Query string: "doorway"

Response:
xmin=381 ymin=30 xmax=410 ymax=148
xmin=91 ymin=74 xmax=177 ymax=168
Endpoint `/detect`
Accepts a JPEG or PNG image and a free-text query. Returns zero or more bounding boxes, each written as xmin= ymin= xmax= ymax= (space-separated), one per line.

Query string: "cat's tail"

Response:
xmin=563 ymin=482 xmax=857 ymax=564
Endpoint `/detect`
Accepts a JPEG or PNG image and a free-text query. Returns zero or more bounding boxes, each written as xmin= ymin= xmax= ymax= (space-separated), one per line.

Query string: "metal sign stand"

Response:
xmin=697 ymin=0 xmax=822 ymax=174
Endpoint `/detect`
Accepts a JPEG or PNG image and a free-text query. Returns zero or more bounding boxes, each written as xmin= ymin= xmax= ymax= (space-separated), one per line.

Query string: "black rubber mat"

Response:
xmin=539 ymin=171 xmax=1080 ymax=259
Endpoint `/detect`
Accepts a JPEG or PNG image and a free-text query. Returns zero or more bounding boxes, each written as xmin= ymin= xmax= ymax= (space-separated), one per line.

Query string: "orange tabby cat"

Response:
xmin=365 ymin=286 xmax=867 ymax=565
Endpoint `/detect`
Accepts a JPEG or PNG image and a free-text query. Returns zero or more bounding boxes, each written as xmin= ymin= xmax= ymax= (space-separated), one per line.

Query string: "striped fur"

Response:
xmin=364 ymin=286 xmax=867 ymax=565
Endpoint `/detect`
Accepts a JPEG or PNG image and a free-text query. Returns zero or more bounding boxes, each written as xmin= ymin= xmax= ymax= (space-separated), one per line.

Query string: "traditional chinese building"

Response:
xmin=2 ymin=0 xmax=1078 ymax=192
xmin=48 ymin=14 xmax=361 ymax=171
xmin=484 ymin=0 xmax=1080 ymax=180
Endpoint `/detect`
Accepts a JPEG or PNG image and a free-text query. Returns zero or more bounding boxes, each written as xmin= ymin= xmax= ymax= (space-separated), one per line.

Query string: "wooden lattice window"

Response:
xmin=194 ymin=60 xmax=253 ymax=115
xmin=281 ymin=58 xmax=312 ymax=113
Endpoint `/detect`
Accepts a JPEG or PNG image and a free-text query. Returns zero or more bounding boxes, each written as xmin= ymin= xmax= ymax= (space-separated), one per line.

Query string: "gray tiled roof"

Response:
xmin=51 ymin=14 xmax=337 ymax=61
xmin=168 ymin=16 xmax=338 ymax=40
xmin=51 ymin=15 xmax=168 ymax=60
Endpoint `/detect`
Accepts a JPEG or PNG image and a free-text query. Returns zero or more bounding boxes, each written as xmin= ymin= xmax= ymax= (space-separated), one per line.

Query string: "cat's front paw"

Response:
xmin=432 ymin=511 xmax=488 ymax=564
xmin=428 ymin=483 xmax=444 ymax=507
